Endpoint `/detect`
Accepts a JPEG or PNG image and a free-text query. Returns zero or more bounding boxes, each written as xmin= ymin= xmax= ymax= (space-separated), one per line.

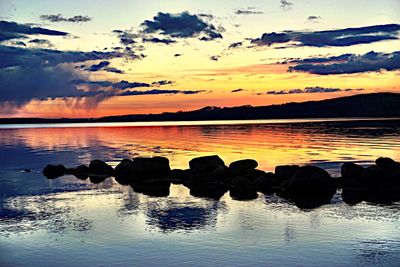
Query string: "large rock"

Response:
xmin=189 ymin=155 xmax=225 ymax=173
xmin=229 ymin=159 xmax=258 ymax=175
xmin=375 ymin=157 xmax=400 ymax=175
xmin=341 ymin=162 xmax=364 ymax=180
xmin=68 ymin=165 xmax=89 ymax=180
xmin=131 ymin=181 xmax=171 ymax=197
xmin=43 ymin=164 xmax=66 ymax=179
xmin=131 ymin=156 xmax=171 ymax=182
xmin=286 ymin=165 xmax=336 ymax=209
xmin=88 ymin=160 xmax=114 ymax=177
xmin=114 ymin=159 xmax=135 ymax=185
xmin=275 ymin=165 xmax=300 ymax=182
xmin=360 ymin=165 xmax=385 ymax=186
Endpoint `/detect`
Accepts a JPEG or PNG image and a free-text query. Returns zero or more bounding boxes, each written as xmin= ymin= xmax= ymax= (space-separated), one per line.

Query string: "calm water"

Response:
xmin=1 ymin=118 xmax=400 ymax=266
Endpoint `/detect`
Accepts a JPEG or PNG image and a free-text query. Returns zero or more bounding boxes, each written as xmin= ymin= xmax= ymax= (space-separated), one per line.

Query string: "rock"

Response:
xmin=189 ymin=155 xmax=225 ymax=173
xmin=131 ymin=156 xmax=171 ymax=182
xmin=88 ymin=160 xmax=114 ymax=177
xmin=341 ymin=162 xmax=364 ymax=180
xmin=188 ymin=182 xmax=227 ymax=200
xmin=170 ymin=169 xmax=189 ymax=184
xmin=375 ymin=157 xmax=400 ymax=175
xmin=43 ymin=164 xmax=66 ymax=179
xmin=189 ymin=165 xmax=228 ymax=183
xmin=275 ymin=165 xmax=300 ymax=182
xmin=73 ymin=165 xmax=89 ymax=180
xmin=131 ymin=181 xmax=171 ymax=197
xmin=360 ymin=165 xmax=385 ymax=186
xmin=229 ymin=159 xmax=258 ymax=175
xmin=286 ymin=165 xmax=336 ymax=209
xmin=229 ymin=176 xmax=258 ymax=200
xmin=89 ymin=176 xmax=107 ymax=184
xmin=252 ymin=172 xmax=278 ymax=194
xmin=114 ymin=159 xmax=135 ymax=185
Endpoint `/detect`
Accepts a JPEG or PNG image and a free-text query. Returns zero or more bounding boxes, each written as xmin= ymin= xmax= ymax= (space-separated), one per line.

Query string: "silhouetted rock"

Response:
xmin=341 ymin=162 xmax=364 ymax=180
xmin=229 ymin=159 xmax=258 ymax=175
xmin=275 ymin=165 xmax=300 ymax=182
xmin=360 ymin=165 xmax=385 ymax=186
xmin=253 ymin=172 xmax=279 ymax=194
xmin=375 ymin=157 xmax=400 ymax=175
xmin=188 ymin=183 xmax=228 ymax=199
xmin=189 ymin=155 xmax=225 ymax=173
xmin=286 ymin=165 xmax=336 ymax=208
xmin=131 ymin=156 xmax=171 ymax=182
xmin=73 ymin=165 xmax=89 ymax=180
xmin=170 ymin=169 xmax=189 ymax=184
xmin=131 ymin=181 xmax=171 ymax=197
xmin=43 ymin=164 xmax=66 ymax=179
xmin=88 ymin=160 xmax=114 ymax=177
xmin=114 ymin=159 xmax=135 ymax=185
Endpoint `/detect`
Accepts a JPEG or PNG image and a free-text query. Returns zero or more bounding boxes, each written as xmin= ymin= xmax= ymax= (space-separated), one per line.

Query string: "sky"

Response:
xmin=0 ymin=0 xmax=399 ymax=118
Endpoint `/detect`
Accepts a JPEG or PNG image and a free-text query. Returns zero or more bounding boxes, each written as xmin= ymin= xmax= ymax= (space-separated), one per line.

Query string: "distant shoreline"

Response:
xmin=1 ymin=92 xmax=400 ymax=125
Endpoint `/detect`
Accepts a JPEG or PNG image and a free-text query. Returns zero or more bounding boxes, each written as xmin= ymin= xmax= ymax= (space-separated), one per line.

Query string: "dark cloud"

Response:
xmin=280 ymin=0 xmax=293 ymax=11
xmin=82 ymin=60 xmax=125 ymax=74
xmin=141 ymin=12 xmax=223 ymax=41
xmin=210 ymin=55 xmax=220 ymax=61
xmin=112 ymin=30 xmax=138 ymax=46
xmin=231 ymin=88 xmax=244 ymax=93
xmin=198 ymin=13 xmax=214 ymax=19
xmin=142 ymin=37 xmax=176 ymax=44
xmin=251 ymin=24 xmax=400 ymax=48
xmin=265 ymin=86 xmax=364 ymax=95
xmin=120 ymin=89 xmax=205 ymax=96
xmin=228 ymin=41 xmax=243 ymax=49
xmin=174 ymin=53 xmax=182 ymax=57
xmin=72 ymin=79 xmax=151 ymax=90
xmin=28 ymin=38 xmax=53 ymax=47
xmin=307 ymin=16 xmax=321 ymax=22
xmin=0 ymin=20 xmax=68 ymax=41
xmin=288 ymin=51 xmax=400 ymax=75
xmin=234 ymin=9 xmax=263 ymax=15
xmin=40 ymin=14 xmax=91 ymax=23
xmin=151 ymin=80 xmax=175 ymax=87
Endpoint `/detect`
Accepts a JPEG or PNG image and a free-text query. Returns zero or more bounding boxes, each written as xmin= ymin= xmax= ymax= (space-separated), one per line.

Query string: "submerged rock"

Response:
xmin=229 ymin=176 xmax=258 ymax=200
xmin=131 ymin=181 xmax=171 ymax=197
xmin=43 ymin=164 xmax=66 ymax=179
xmin=188 ymin=182 xmax=228 ymax=200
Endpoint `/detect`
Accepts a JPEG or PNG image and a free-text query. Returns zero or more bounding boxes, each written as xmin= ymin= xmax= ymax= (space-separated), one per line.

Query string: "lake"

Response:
xmin=1 ymin=118 xmax=400 ymax=266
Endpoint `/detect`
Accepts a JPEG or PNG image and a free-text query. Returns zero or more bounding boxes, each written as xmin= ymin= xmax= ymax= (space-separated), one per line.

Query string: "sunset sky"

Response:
xmin=0 ymin=0 xmax=399 ymax=118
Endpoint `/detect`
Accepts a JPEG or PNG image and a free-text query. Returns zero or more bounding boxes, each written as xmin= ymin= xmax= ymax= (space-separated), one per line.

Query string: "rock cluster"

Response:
xmin=43 ymin=156 xmax=400 ymax=209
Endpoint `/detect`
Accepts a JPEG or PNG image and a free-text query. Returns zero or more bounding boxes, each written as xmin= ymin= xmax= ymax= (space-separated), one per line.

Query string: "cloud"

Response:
xmin=0 ymin=20 xmax=68 ymax=41
xmin=72 ymin=79 xmax=151 ymax=90
xmin=307 ymin=16 xmax=321 ymax=22
xmin=231 ymin=88 xmax=245 ymax=93
xmin=151 ymin=80 xmax=175 ymax=87
xmin=40 ymin=14 xmax=91 ymax=23
xmin=28 ymin=38 xmax=54 ymax=47
xmin=174 ymin=53 xmax=182 ymax=57
xmin=210 ymin=55 xmax=220 ymax=61
xmin=82 ymin=60 xmax=124 ymax=74
xmin=251 ymin=24 xmax=400 ymax=48
xmin=120 ymin=89 xmax=205 ymax=96
xmin=141 ymin=12 xmax=223 ymax=41
xmin=288 ymin=51 xmax=400 ymax=75
xmin=112 ymin=30 xmax=138 ymax=46
xmin=234 ymin=9 xmax=263 ymax=15
xmin=142 ymin=37 xmax=176 ymax=44
xmin=265 ymin=86 xmax=364 ymax=95
xmin=280 ymin=0 xmax=293 ymax=11
xmin=0 ymin=44 xmax=141 ymax=111
xmin=228 ymin=41 xmax=243 ymax=49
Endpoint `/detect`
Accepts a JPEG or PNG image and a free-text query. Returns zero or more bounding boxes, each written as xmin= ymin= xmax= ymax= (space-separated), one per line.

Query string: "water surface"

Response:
xmin=1 ymin=118 xmax=400 ymax=266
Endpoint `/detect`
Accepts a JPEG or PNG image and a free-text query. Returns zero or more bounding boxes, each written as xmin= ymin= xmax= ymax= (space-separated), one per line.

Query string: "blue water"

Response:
xmin=1 ymin=119 xmax=400 ymax=266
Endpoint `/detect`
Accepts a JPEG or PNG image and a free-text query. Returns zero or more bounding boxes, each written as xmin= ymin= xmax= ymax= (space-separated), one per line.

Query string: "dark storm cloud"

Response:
xmin=28 ymin=38 xmax=53 ymax=47
xmin=141 ymin=11 xmax=223 ymax=41
xmin=210 ymin=55 xmax=220 ymax=61
xmin=265 ymin=87 xmax=364 ymax=95
xmin=307 ymin=16 xmax=321 ymax=22
xmin=0 ymin=20 xmax=68 ymax=41
xmin=84 ymin=60 xmax=126 ymax=73
xmin=231 ymin=88 xmax=244 ymax=93
xmin=251 ymin=24 xmax=400 ymax=47
xmin=142 ymin=37 xmax=176 ymax=44
xmin=72 ymin=79 xmax=151 ymax=89
xmin=112 ymin=30 xmax=138 ymax=46
xmin=120 ymin=89 xmax=205 ymax=96
xmin=288 ymin=51 xmax=400 ymax=75
xmin=40 ymin=14 xmax=91 ymax=23
xmin=228 ymin=41 xmax=243 ymax=49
